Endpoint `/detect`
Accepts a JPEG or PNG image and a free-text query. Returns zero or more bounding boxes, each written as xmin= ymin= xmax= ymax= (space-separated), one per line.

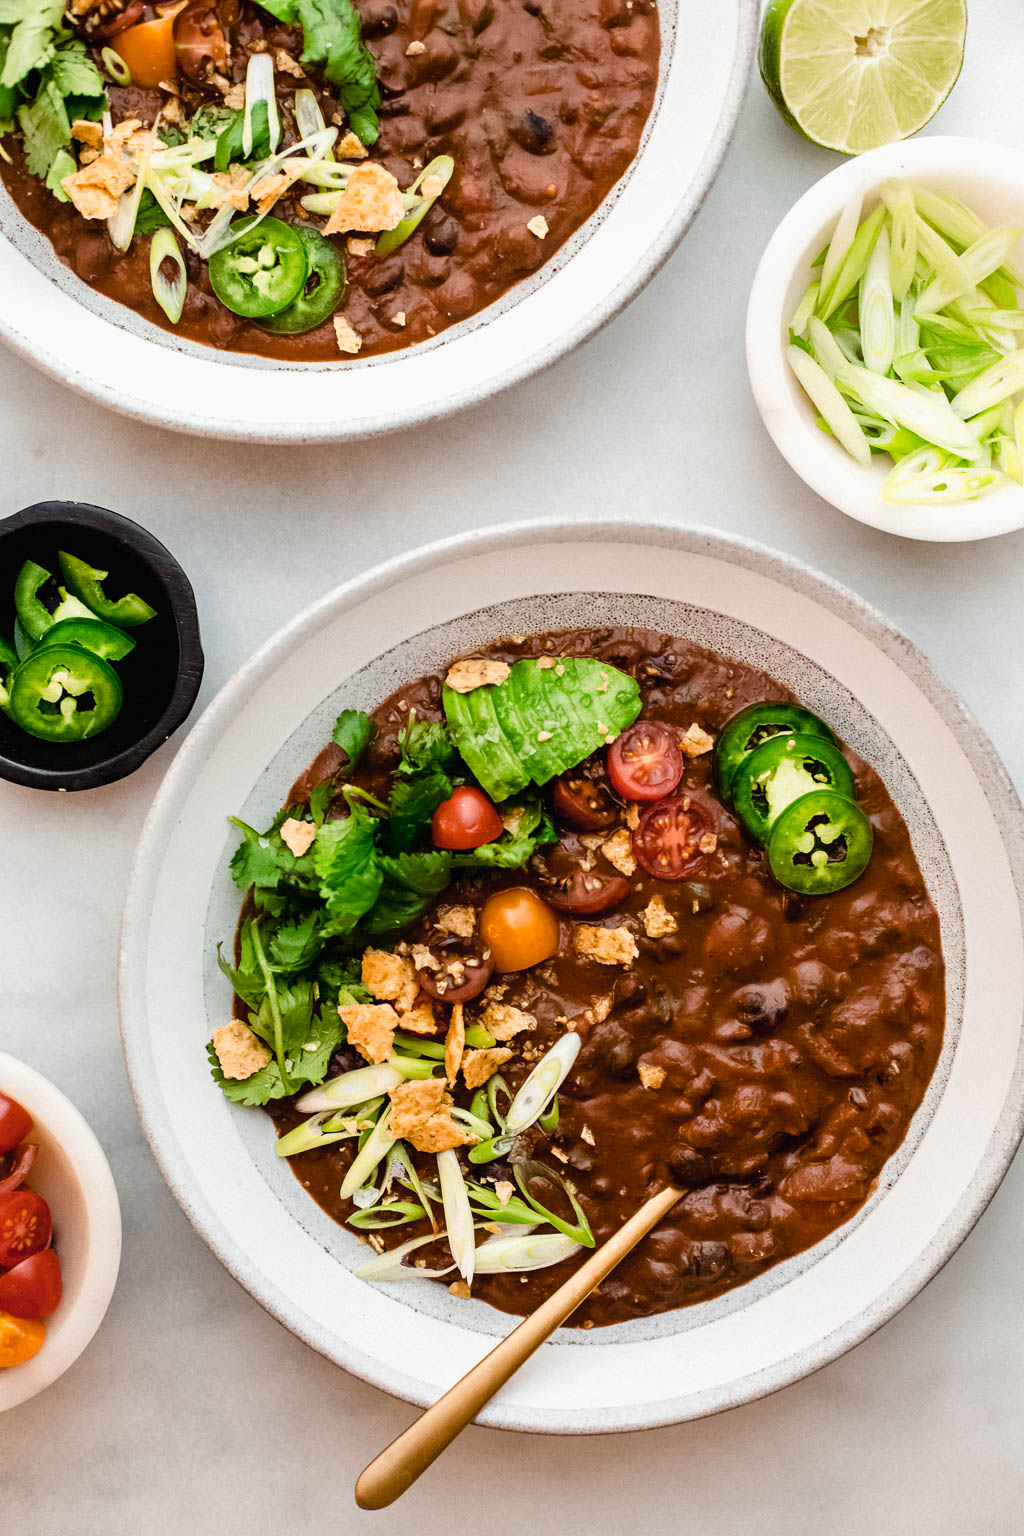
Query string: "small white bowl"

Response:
xmin=747 ymin=136 xmax=1024 ymax=543
xmin=0 ymin=1054 xmax=121 ymax=1413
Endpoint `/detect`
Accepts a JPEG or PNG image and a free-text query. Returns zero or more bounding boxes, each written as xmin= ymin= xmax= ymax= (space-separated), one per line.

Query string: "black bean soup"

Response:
xmin=266 ymin=626 xmax=945 ymax=1328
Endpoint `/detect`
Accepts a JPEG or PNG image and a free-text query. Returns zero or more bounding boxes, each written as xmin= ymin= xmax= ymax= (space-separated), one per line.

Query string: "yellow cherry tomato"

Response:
xmin=114 ymin=2 xmax=188 ymax=88
xmin=480 ymin=887 xmax=560 ymax=973
xmin=0 ymin=1309 xmax=45 ymax=1368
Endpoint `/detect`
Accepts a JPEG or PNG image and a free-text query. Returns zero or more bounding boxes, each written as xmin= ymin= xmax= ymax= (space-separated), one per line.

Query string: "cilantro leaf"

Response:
xmin=360 ymin=850 xmax=451 ymax=938
xmin=396 ymin=716 xmax=459 ymax=777
xmin=228 ymin=815 xmax=315 ymax=892
xmin=267 ymin=911 xmax=324 ymax=971
xmin=256 ymin=0 xmax=380 ymax=145
xmin=332 ymin=708 xmax=374 ymax=772
xmin=50 ymin=38 xmax=104 ymax=102
xmin=451 ymin=797 xmax=556 ymax=869
xmin=1 ymin=0 xmax=63 ymax=89
xmin=312 ymin=800 xmax=383 ymax=936
xmin=316 ymin=955 xmax=369 ymax=1008
xmin=216 ymin=921 xmax=267 ymax=1011
xmin=134 ymin=188 xmax=172 ymax=234
xmin=251 ymin=978 xmax=317 ymax=1056
xmin=17 ymin=75 xmax=68 ymax=178
xmin=207 ymin=1043 xmax=291 ymax=1106
xmin=386 ymin=768 xmax=451 ymax=854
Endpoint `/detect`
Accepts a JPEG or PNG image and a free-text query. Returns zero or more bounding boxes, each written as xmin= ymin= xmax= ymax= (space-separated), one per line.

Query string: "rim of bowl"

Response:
xmin=0 ymin=3 xmax=759 ymax=443
xmin=0 ymin=501 xmax=205 ymax=791
xmin=119 ymin=517 xmax=1024 ymax=1433
xmin=746 ymin=135 xmax=1024 ymax=544
xmin=0 ymin=1052 xmax=122 ymax=1414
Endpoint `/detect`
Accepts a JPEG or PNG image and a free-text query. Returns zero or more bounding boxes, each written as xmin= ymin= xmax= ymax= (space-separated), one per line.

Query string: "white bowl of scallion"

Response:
xmin=747 ymin=136 xmax=1024 ymax=542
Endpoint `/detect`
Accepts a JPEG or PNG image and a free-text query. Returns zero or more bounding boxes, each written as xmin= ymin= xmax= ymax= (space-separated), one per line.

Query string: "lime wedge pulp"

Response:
xmin=760 ymin=0 xmax=968 ymax=156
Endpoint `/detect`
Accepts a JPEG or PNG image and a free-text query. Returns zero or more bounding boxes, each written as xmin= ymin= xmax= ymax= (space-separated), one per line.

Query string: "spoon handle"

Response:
xmin=354 ymin=1182 xmax=681 ymax=1510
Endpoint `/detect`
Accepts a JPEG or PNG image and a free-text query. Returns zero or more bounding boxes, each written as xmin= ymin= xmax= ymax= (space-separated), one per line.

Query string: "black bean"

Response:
xmin=424 ymin=215 xmax=459 ymax=255
xmin=666 ymin=1144 xmax=712 ymax=1187
xmin=511 ymin=109 xmax=554 ymax=154
xmin=361 ymin=2 xmax=398 ymax=35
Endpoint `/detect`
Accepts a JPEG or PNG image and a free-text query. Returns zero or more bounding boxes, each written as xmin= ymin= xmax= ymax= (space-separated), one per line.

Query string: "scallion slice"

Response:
xmin=787 ymin=346 xmax=873 ymax=467
xmin=860 ymin=225 xmax=895 ymax=375
xmin=437 ymin=1149 xmax=475 ymax=1284
xmin=340 ymin=1108 xmax=395 ymax=1200
xmin=472 ymin=1230 xmax=581 ymax=1274
xmin=296 ymin=1061 xmax=402 ymax=1111
xmin=355 ymin=1229 xmax=455 ymax=1282
xmin=149 ymin=227 xmax=187 ymax=324
xmin=294 ymin=88 xmax=326 ymax=139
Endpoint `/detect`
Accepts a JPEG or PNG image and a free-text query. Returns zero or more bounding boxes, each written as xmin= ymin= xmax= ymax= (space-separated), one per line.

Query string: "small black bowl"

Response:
xmin=0 ymin=501 xmax=204 ymax=791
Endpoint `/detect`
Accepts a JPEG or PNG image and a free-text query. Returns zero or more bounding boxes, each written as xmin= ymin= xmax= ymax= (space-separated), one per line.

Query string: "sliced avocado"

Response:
xmin=442 ymin=683 xmax=527 ymax=802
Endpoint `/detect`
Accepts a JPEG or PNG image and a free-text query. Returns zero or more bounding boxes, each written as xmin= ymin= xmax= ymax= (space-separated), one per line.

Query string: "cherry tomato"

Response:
xmin=632 ymin=796 xmax=712 ymax=881
xmin=546 ymin=871 xmax=631 ymax=916
xmin=416 ymin=936 xmax=494 ymax=1004
xmin=0 ymin=1309 xmax=45 ymax=1368
xmin=432 ymin=786 xmax=504 ymax=850
xmin=0 ymin=1093 xmax=32 ymax=1156
xmin=552 ymin=770 xmax=619 ymax=830
xmin=0 ymin=1250 xmax=63 ymax=1320
xmin=174 ymin=2 xmax=229 ymax=85
xmin=480 ymin=887 xmax=560 ymax=972
xmin=86 ymin=0 xmax=144 ymax=38
xmin=0 ymin=1190 xmax=52 ymax=1269
xmin=115 ymin=1 xmax=188 ymax=88
xmin=0 ymin=1142 xmax=37 ymax=1196
xmin=607 ymin=721 xmax=684 ymax=802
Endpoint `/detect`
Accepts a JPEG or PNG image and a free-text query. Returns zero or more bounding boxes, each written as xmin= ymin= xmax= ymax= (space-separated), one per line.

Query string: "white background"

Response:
xmin=3 ymin=4 xmax=1024 ymax=1531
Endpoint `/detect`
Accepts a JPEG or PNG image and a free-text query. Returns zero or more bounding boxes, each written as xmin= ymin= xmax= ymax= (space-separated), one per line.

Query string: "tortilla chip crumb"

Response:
xmin=625 ymin=802 xmax=640 ymax=831
xmin=405 ymin=39 xmax=426 ymax=54
xmin=324 ymin=161 xmax=404 ymax=234
xmin=477 ymin=1001 xmax=536 ymax=1041
xmin=222 ymin=81 xmax=246 ymax=109
xmin=638 ymin=1063 xmax=666 ymax=1090
xmin=591 ymin=995 xmax=613 ymax=1023
xmin=339 ymin=1002 xmax=399 ymax=1063
xmin=62 ymin=139 xmax=136 ymax=220
xmin=362 ymin=949 xmax=419 ymax=1012
xmin=275 ymin=48 xmax=304 ymax=76
xmin=602 ymin=827 xmax=636 ymax=877
xmin=71 ymin=119 xmax=103 ymax=148
xmin=347 ymin=236 xmax=375 ymax=257
xmin=253 ymin=171 xmax=291 ymax=212
xmin=642 ymin=895 xmax=677 ymax=939
xmin=462 ymin=1046 xmax=514 ymax=1089
xmin=445 ymin=658 xmax=511 ymax=693
xmin=419 ymin=173 xmax=444 ymax=200
xmin=436 ymin=905 xmax=476 ymax=938
xmin=213 ymin=1021 xmax=271 ymax=1081
xmin=698 ymin=832 xmax=718 ymax=855
xmin=580 ymin=1125 xmax=595 ymax=1146
xmin=574 ymin=925 xmax=638 ymax=967
xmin=527 ymin=215 xmax=549 ymax=239
xmin=388 ymin=1078 xmax=471 ymax=1152
xmin=494 ymin=1179 xmax=515 ymax=1206
xmin=336 ymin=131 xmax=369 ymax=160
xmin=680 ymin=723 xmax=715 ymax=758
xmin=390 ymin=311 xmax=407 ymax=327
xmin=333 ymin=315 xmax=362 ymax=355
xmin=448 ymin=1280 xmax=472 ymax=1299
xmin=445 ymin=1002 xmax=466 ymax=1083
xmin=280 ymin=817 xmax=316 ymax=857
xmin=398 ymin=1002 xmax=438 ymax=1035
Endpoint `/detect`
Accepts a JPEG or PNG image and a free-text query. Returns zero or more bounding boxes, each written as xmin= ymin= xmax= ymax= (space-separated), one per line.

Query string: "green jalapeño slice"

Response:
xmin=58 ymin=552 xmax=156 ymax=628
xmin=209 ymin=216 xmax=309 ymax=319
xmin=0 ymin=637 xmax=17 ymax=713
xmin=14 ymin=559 xmax=95 ymax=642
xmin=258 ymin=228 xmax=346 ymax=334
xmin=713 ymin=702 xmax=835 ymax=803
xmin=767 ymin=789 xmax=873 ymax=895
xmin=9 ymin=644 xmax=124 ymax=742
xmin=732 ymin=731 xmax=856 ymax=843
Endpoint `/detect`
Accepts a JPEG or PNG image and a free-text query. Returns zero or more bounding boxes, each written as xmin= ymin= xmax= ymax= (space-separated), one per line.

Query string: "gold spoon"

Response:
xmin=354 ymin=1182 xmax=681 ymax=1509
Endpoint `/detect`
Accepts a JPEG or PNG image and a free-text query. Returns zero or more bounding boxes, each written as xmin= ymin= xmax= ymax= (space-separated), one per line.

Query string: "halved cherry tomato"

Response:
xmin=552 ymin=769 xmax=619 ymax=830
xmin=480 ymin=887 xmax=560 ymax=973
xmin=632 ymin=796 xmax=712 ymax=881
xmin=0 ymin=1250 xmax=63 ymax=1320
xmin=0 ymin=1309 xmax=45 ymax=1368
xmin=546 ymin=870 xmax=630 ymax=916
xmin=0 ymin=1189 xmax=52 ymax=1269
xmin=416 ymin=936 xmax=494 ymax=1004
xmin=174 ymin=1 xmax=229 ymax=85
xmin=0 ymin=1093 xmax=32 ymax=1156
xmin=608 ymin=721 xmax=684 ymax=802
xmin=87 ymin=0 xmax=144 ymax=38
xmin=0 ymin=1142 xmax=37 ymax=1196
xmin=432 ymin=786 xmax=503 ymax=850
xmin=114 ymin=1 xmax=188 ymax=88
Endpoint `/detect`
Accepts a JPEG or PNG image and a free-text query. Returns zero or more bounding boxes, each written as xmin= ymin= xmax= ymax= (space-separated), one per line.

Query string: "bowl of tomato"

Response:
xmin=0 ymin=1055 xmax=121 ymax=1413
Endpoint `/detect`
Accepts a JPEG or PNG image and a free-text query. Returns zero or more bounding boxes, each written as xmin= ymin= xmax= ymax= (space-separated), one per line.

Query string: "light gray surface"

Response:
xmin=2 ymin=5 xmax=1024 ymax=1532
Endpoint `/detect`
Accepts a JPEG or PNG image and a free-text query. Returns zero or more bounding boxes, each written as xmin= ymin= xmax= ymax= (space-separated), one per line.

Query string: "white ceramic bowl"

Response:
xmin=0 ymin=1 xmax=756 ymax=443
xmin=119 ymin=521 xmax=1024 ymax=1434
xmin=747 ymin=136 xmax=1024 ymax=543
xmin=0 ymin=1054 xmax=122 ymax=1413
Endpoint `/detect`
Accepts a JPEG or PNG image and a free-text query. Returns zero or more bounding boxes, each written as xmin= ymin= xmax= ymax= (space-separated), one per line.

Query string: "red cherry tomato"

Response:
xmin=0 ymin=1250 xmax=63 ymax=1320
xmin=432 ymin=786 xmax=504 ymax=850
xmin=607 ymin=721 xmax=684 ymax=802
xmin=0 ymin=1142 xmax=37 ymax=1196
xmin=416 ymin=937 xmax=494 ymax=1004
xmin=174 ymin=2 xmax=229 ymax=85
xmin=632 ymin=796 xmax=712 ymax=881
xmin=0 ymin=1094 xmax=32 ymax=1157
xmin=546 ymin=871 xmax=631 ymax=915
xmin=480 ymin=887 xmax=560 ymax=972
xmin=0 ymin=1190 xmax=52 ymax=1269
xmin=552 ymin=771 xmax=619 ymax=830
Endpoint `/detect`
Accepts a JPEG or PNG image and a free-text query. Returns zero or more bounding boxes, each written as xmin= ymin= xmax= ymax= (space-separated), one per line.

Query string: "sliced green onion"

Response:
xmin=538 ymin=1095 xmax=559 ymax=1135
xmin=791 ymin=281 xmax=819 ymax=337
xmin=450 ymin=1106 xmax=494 ymax=1141
xmin=388 ymin=1052 xmax=439 ymax=1081
xmin=819 ymin=204 xmax=885 ymax=322
xmin=918 ymin=225 xmax=1023 ymax=315
xmin=882 ymin=467 xmax=1006 ymax=504
xmin=110 ymin=114 xmax=162 ymax=252
xmin=275 ymin=1111 xmax=356 ymax=1157
xmin=393 ymin=1032 xmax=446 ymax=1060
xmin=375 ymin=155 xmax=455 ymax=259
xmin=909 ymin=185 xmax=1024 ymax=287
xmin=243 ymin=53 xmax=281 ymax=157
xmin=505 ymin=1032 xmax=580 ymax=1137
xmin=340 ymin=1107 xmax=395 ymax=1200
xmin=835 ymin=360 xmax=984 ymax=460
xmin=860 ymin=225 xmax=895 ymax=375
xmin=300 ymin=191 xmax=342 ymax=214
xmin=787 ymin=346 xmax=873 ymax=467
xmin=355 ymin=1229 xmax=454 ymax=1281
xmin=294 ymin=88 xmax=326 ymax=139
xmin=819 ymin=190 xmax=863 ymax=312
xmin=486 ymin=1073 xmax=513 ymax=1129
xmin=996 ymin=433 xmax=1023 ymax=485
xmin=465 ymin=1024 xmax=497 ymax=1049
xmin=473 ymin=1230 xmax=581 ymax=1274
xmin=512 ymin=1160 xmax=595 ymax=1247
xmin=467 ymin=1089 xmax=493 ymax=1129
xmin=806 ymin=315 xmax=847 ymax=381
xmin=296 ymin=1061 xmax=402 ymax=1111
xmin=466 ymin=1181 xmax=539 ymax=1226
xmin=349 ymin=1199 xmax=425 ymax=1230
xmin=394 ymin=1143 xmax=439 ymax=1232
xmin=962 ymin=308 xmax=1024 ymax=330
xmin=149 ymin=227 xmax=187 ymax=324
xmin=437 ymin=1149 xmax=475 ymax=1284
xmin=950 ymin=350 xmax=1024 ymax=419
xmin=886 ymin=181 xmax=917 ymax=300
xmin=101 ymin=46 xmax=131 ymax=85
xmin=885 ymin=447 xmax=953 ymax=489
xmin=467 ymin=1133 xmax=514 ymax=1165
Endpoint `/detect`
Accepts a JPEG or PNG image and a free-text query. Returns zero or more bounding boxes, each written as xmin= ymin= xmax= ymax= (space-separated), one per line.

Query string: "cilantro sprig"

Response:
xmin=0 ymin=2 xmax=106 ymax=194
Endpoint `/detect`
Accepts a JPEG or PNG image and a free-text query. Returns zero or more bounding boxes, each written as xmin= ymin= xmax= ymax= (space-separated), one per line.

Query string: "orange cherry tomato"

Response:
xmin=432 ymin=786 xmax=504 ymax=850
xmin=114 ymin=1 xmax=188 ymax=88
xmin=480 ymin=886 xmax=560 ymax=973
xmin=0 ymin=1309 xmax=45 ymax=1368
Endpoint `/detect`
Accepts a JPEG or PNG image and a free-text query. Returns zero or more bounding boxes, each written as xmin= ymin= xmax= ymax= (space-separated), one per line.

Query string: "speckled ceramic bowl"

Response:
xmin=119 ymin=522 xmax=1024 ymax=1433
xmin=0 ymin=1 xmax=756 ymax=443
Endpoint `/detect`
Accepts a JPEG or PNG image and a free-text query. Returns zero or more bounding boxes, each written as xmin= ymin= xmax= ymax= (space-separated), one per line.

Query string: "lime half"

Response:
xmin=760 ymin=0 xmax=967 ymax=156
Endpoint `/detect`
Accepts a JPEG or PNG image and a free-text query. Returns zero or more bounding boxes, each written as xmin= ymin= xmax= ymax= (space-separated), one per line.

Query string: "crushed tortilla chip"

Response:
xmin=444 ymin=1002 xmax=465 ymax=1083
xmin=280 ymin=817 xmax=316 ymax=857
xmin=388 ymin=1078 xmax=471 ymax=1153
xmin=275 ymin=48 xmax=304 ymax=76
xmin=339 ymin=1002 xmax=399 ymax=1063
xmin=62 ymin=149 xmax=135 ymax=220
xmin=602 ymin=827 xmax=636 ymax=877
xmin=222 ymin=81 xmax=246 ymax=109
xmin=436 ymin=905 xmax=476 ymax=938
xmin=336 ymin=131 xmax=368 ymax=160
xmin=362 ymin=949 xmax=418 ymax=1012
xmin=324 ymin=161 xmax=404 ymax=235
xmin=573 ymin=924 xmax=638 ymax=967
xmin=398 ymin=1002 xmax=438 ymax=1036
xmin=642 ymin=895 xmax=677 ymax=939
xmin=477 ymin=1001 xmax=536 ymax=1041
xmin=71 ymin=119 xmax=103 ymax=149
xmin=445 ymin=658 xmax=511 ymax=693
xmin=680 ymin=723 xmax=715 ymax=758
xmin=638 ymin=1062 xmax=666 ymax=1090
xmin=333 ymin=315 xmax=362 ymax=355
xmin=212 ymin=1021 xmax=271 ymax=1081
xmin=462 ymin=1046 xmax=514 ymax=1089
